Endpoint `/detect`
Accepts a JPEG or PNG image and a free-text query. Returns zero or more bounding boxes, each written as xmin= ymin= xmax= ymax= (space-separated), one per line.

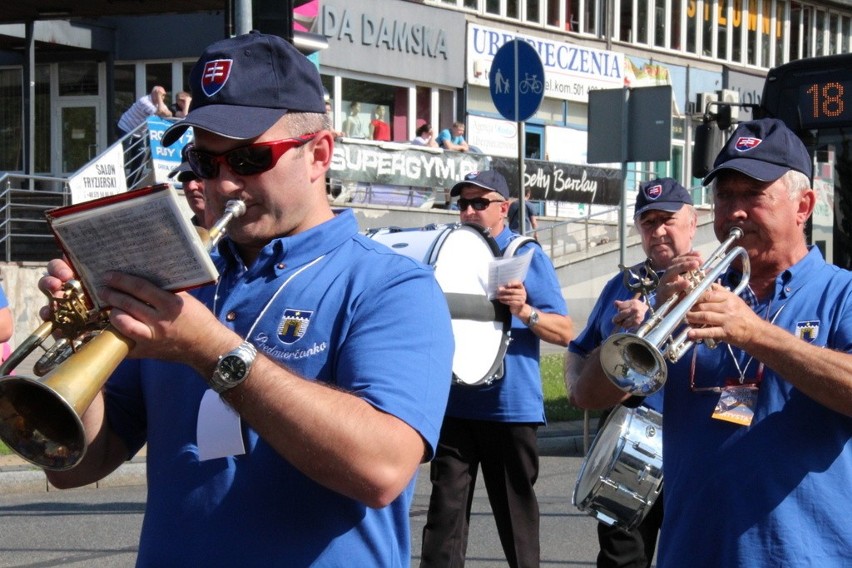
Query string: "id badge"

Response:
xmin=711 ymin=385 xmax=758 ymax=426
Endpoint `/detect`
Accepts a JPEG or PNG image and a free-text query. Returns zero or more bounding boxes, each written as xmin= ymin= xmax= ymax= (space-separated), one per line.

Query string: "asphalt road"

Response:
xmin=0 ymin=453 xmax=608 ymax=567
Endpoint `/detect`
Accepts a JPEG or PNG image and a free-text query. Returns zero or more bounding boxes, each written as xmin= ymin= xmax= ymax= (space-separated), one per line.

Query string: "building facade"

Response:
xmin=0 ymin=0 xmax=850 ymax=202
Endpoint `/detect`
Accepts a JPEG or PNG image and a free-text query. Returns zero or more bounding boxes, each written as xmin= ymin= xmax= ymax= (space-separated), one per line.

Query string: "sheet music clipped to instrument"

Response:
xmin=46 ymin=184 xmax=218 ymax=311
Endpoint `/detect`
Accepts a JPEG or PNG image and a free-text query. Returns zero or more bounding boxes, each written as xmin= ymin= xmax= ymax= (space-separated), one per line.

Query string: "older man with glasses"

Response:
xmin=421 ymin=170 xmax=574 ymax=568
xmin=38 ymin=31 xmax=454 ymax=567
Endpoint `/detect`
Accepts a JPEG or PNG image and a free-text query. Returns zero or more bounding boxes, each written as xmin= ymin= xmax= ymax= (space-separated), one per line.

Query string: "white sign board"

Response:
xmin=467 ymin=23 xmax=624 ymax=103
xmin=67 ymin=144 xmax=127 ymax=204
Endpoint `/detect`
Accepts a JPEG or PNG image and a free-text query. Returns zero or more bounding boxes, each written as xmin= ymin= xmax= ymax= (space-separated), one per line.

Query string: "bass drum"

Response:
xmin=366 ymin=223 xmax=510 ymax=386
xmin=572 ymin=405 xmax=663 ymax=531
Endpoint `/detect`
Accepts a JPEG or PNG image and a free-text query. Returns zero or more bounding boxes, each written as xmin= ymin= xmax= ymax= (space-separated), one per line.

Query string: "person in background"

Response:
xmin=39 ymin=31 xmax=454 ymax=567
xmin=343 ymin=101 xmax=367 ymax=138
xmin=173 ymin=91 xmax=192 ymax=119
xmin=0 ymin=281 xmax=13 ymax=366
xmin=370 ymin=106 xmax=390 ymax=141
xmin=566 ymin=178 xmax=697 ymax=568
xmin=168 ymin=151 xmax=206 ymax=228
xmin=569 ymin=118 xmax=852 ymax=567
xmin=508 ymin=188 xmax=539 ymax=239
xmin=435 ymin=121 xmax=470 ymax=152
xmin=116 ymin=85 xmax=173 ymax=137
xmin=410 ymin=123 xmax=438 ymax=148
xmin=324 ymin=100 xmax=344 ymax=138
xmin=421 ymin=170 xmax=574 ymax=568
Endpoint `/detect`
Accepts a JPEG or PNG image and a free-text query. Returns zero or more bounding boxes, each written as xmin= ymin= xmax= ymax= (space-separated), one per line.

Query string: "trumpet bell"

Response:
xmin=600 ymin=332 xmax=667 ymax=396
xmin=0 ymin=376 xmax=86 ymax=470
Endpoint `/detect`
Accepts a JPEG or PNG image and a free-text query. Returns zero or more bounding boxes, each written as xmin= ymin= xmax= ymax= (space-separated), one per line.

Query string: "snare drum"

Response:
xmin=572 ymin=405 xmax=663 ymax=531
xmin=366 ymin=224 xmax=510 ymax=386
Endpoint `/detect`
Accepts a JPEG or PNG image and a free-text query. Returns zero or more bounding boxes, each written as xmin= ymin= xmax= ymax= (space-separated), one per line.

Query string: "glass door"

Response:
xmin=60 ymin=105 xmax=98 ymax=174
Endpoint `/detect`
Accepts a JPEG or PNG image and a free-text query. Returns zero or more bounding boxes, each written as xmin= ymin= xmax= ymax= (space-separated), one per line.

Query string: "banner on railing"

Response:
xmin=67 ymin=144 xmax=127 ymax=204
xmin=329 ymin=140 xmax=621 ymax=206
xmin=148 ymin=117 xmax=191 ymax=184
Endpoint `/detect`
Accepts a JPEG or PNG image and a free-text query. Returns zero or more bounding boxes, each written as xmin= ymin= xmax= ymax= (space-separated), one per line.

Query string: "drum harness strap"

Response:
xmin=502 ymin=235 xmax=538 ymax=258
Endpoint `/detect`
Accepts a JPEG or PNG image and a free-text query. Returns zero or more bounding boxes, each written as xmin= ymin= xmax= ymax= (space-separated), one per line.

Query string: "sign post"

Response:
xmin=489 ymin=40 xmax=545 ymax=235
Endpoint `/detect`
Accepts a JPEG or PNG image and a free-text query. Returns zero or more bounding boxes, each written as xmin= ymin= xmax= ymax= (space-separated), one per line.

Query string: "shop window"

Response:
xmin=829 ymin=12 xmax=839 ymax=55
xmin=486 ymin=0 xmax=500 ymax=15
xmin=662 ymin=0 xmax=683 ymax=51
xmin=58 ymin=62 xmax=98 ymax=97
xmin=0 ymin=69 xmax=22 ymax=171
xmin=686 ymin=0 xmax=698 ymax=53
xmin=341 ymin=78 xmax=398 ymax=141
xmin=815 ymin=9 xmax=826 ymax=55
xmin=620 ymin=0 xmax=634 ymax=42
xmin=35 ymin=64 xmax=51 ymax=173
xmin=637 ymin=0 xmax=649 ymax=44
xmin=526 ymin=0 xmax=541 ymax=22
xmin=145 ymin=63 xmax=172 ymax=99
xmin=114 ymin=64 xmax=136 ymax=131
xmin=702 ymin=0 xmax=714 ymax=56
xmin=775 ymin=0 xmax=787 ymax=63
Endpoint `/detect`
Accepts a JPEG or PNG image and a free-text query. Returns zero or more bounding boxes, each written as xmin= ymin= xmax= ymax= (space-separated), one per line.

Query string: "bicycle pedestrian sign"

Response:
xmin=489 ymin=39 xmax=545 ymax=122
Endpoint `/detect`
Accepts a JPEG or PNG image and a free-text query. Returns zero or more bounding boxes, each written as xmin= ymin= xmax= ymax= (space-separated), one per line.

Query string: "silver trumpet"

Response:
xmin=600 ymin=227 xmax=750 ymax=395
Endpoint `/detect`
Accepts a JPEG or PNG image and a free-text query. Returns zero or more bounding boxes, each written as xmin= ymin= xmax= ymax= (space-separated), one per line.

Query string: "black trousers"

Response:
xmin=420 ymin=417 xmax=540 ymax=568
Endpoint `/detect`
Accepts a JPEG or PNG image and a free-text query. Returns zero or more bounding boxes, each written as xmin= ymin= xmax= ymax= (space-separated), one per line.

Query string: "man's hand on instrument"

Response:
xmin=37 ymin=258 xmax=77 ymax=321
xmin=654 ymin=251 xmax=703 ymax=306
xmin=685 ymin=283 xmax=764 ymax=349
xmin=100 ymin=271 xmax=235 ymax=368
xmin=611 ymin=298 xmax=648 ymax=331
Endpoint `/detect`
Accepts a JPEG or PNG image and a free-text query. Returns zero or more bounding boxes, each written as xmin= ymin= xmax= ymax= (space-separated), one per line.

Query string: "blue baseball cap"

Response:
xmin=634 ymin=178 xmax=693 ymax=219
xmin=702 ymin=118 xmax=813 ymax=185
xmin=163 ymin=31 xmax=326 ymax=147
xmin=450 ymin=170 xmax=510 ymax=199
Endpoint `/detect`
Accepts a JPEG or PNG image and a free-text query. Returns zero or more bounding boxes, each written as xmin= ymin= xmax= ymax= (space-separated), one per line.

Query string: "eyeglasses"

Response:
xmin=457 ymin=197 xmax=505 ymax=211
xmin=186 ymin=133 xmax=317 ymax=179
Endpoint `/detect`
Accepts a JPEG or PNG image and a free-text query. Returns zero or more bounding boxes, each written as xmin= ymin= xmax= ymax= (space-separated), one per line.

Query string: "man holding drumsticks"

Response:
xmin=566 ymin=177 xmax=697 ymax=568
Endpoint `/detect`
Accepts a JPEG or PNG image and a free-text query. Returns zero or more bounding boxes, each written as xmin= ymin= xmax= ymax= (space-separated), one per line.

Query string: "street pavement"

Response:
xmin=0 ymin=422 xmax=614 ymax=567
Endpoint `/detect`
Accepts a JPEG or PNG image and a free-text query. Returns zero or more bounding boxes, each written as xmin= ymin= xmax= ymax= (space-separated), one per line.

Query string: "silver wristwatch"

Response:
xmin=527 ymin=308 xmax=540 ymax=328
xmin=210 ymin=341 xmax=257 ymax=394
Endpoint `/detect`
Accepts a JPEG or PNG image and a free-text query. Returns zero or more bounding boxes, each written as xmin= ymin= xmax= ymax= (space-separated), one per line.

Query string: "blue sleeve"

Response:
xmin=435 ymin=129 xmax=450 ymax=146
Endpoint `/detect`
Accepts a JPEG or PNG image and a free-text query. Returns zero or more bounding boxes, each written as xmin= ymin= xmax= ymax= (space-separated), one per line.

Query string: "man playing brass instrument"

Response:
xmin=39 ymin=31 xmax=453 ymax=566
xmin=569 ymin=118 xmax=852 ymax=566
xmin=566 ymin=178 xmax=696 ymax=568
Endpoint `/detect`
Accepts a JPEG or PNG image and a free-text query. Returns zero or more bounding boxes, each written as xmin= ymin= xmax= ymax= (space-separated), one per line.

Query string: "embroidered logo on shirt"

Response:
xmin=201 ymin=59 xmax=233 ymax=97
xmin=278 ymin=309 xmax=313 ymax=344
xmin=795 ymin=320 xmax=820 ymax=342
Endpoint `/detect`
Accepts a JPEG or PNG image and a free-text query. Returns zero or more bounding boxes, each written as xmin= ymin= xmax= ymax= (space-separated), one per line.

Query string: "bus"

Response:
xmin=694 ymin=53 xmax=852 ymax=270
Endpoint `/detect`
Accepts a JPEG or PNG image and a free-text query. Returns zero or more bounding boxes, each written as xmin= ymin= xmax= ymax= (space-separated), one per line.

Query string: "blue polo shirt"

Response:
xmin=444 ymin=228 xmax=568 ymax=424
xmin=568 ymin=263 xmax=664 ymax=413
xmin=105 ymin=209 xmax=454 ymax=567
xmin=658 ymin=247 xmax=852 ymax=566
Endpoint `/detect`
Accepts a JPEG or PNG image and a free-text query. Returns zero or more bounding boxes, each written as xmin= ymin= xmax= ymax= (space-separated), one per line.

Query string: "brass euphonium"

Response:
xmin=0 ymin=199 xmax=246 ymax=471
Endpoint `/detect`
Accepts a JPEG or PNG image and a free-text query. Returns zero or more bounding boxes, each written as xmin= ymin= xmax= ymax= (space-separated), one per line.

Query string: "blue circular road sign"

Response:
xmin=489 ymin=39 xmax=545 ymax=122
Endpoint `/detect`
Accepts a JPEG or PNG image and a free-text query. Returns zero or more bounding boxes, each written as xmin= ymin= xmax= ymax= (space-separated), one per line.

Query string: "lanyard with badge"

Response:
xmin=689 ymin=303 xmax=786 ymax=426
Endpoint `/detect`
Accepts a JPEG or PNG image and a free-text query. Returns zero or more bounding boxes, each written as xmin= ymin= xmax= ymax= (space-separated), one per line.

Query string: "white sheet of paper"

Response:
xmin=196 ymin=389 xmax=246 ymax=461
xmin=487 ymin=250 xmax=533 ymax=299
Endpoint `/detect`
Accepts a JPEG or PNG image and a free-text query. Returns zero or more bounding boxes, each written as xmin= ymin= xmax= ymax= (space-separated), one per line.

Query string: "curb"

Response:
xmin=0 ymin=423 xmax=594 ymax=494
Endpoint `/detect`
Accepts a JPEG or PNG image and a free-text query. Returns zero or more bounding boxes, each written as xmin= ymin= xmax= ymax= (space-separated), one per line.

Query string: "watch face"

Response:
xmin=219 ymin=355 xmax=247 ymax=382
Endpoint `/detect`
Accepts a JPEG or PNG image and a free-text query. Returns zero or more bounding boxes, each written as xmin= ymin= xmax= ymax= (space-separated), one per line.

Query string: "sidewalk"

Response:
xmin=0 ymin=421 xmax=595 ymax=494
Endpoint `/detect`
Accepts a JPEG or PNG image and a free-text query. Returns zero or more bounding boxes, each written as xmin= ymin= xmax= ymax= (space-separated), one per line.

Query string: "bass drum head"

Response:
xmin=365 ymin=224 xmax=509 ymax=386
xmin=429 ymin=224 xmax=509 ymax=386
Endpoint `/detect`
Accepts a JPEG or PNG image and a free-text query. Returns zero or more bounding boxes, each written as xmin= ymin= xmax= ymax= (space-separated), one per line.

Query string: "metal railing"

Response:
xmin=0 ymin=173 xmax=71 ymax=262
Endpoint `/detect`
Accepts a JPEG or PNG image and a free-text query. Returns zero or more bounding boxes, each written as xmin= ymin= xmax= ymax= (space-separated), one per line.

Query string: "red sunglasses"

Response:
xmin=187 ymin=133 xmax=318 ymax=179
